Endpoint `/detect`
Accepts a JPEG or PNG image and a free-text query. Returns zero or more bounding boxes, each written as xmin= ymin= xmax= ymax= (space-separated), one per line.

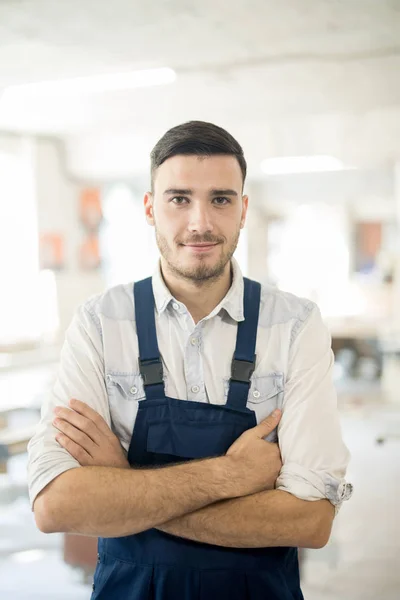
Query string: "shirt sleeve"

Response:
xmin=27 ymin=302 xmax=110 ymax=509
xmin=275 ymin=303 xmax=353 ymax=511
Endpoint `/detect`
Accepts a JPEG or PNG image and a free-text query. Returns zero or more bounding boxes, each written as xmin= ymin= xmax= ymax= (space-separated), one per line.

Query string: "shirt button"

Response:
xmin=191 ymin=385 xmax=200 ymax=394
xmin=190 ymin=338 xmax=197 ymax=346
xmin=130 ymin=386 xmax=137 ymax=395
xmin=253 ymin=390 xmax=261 ymax=399
xmin=106 ymin=374 xmax=113 ymax=383
xmin=172 ymin=302 xmax=179 ymax=310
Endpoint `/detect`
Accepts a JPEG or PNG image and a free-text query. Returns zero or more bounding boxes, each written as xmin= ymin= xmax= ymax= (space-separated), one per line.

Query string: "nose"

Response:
xmin=187 ymin=203 xmax=214 ymax=235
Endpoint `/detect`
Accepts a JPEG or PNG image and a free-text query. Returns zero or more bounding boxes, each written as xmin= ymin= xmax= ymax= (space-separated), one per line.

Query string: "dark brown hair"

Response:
xmin=150 ymin=120 xmax=247 ymax=190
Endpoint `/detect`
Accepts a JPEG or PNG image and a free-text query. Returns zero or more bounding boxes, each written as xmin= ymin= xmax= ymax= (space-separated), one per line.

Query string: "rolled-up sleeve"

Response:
xmin=275 ymin=304 xmax=353 ymax=511
xmin=27 ymin=302 xmax=110 ymax=509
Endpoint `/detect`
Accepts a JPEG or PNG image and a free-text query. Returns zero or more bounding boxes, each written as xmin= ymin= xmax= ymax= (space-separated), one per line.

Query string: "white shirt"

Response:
xmin=27 ymin=258 xmax=352 ymax=510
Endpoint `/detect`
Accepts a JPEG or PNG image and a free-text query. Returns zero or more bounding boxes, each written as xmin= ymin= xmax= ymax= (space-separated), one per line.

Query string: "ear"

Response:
xmin=240 ymin=195 xmax=249 ymax=229
xmin=144 ymin=192 xmax=155 ymax=226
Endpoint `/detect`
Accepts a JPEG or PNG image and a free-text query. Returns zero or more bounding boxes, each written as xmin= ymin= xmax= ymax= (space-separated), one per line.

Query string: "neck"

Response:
xmin=160 ymin=259 xmax=233 ymax=323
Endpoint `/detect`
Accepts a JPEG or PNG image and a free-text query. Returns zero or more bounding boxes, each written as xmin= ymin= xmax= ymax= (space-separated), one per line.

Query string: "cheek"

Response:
xmin=155 ymin=222 xmax=182 ymax=246
xmin=157 ymin=209 xmax=187 ymax=236
xmin=223 ymin=212 xmax=243 ymax=233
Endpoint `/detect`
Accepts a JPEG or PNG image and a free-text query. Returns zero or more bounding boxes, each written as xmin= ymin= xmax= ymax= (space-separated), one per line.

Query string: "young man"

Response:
xmin=28 ymin=121 xmax=352 ymax=600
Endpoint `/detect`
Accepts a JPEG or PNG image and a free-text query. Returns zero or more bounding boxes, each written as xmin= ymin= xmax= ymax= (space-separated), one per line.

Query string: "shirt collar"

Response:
xmin=151 ymin=257 xmax=244 ymax=322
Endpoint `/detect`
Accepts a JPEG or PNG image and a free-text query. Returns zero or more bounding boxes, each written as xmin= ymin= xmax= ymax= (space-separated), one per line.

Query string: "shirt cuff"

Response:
xmin=28 ymin=462 xmax=80 ymax=510
xmin=276 ymin=462 xmax=353 ymax=512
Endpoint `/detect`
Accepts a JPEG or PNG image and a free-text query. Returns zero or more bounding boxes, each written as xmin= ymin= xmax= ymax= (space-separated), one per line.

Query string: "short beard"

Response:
xmin=155 ymin=228 xmax=240 ymax=286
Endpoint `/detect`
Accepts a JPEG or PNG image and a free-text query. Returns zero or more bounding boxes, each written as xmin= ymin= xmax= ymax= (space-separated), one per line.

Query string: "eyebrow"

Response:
xmin=163 ymin=188 xmax=238 ymax=197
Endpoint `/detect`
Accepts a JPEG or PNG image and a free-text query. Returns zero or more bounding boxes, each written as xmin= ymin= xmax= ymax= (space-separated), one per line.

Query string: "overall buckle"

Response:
xmin=139 ymin=359 xmax=164 ymax=386
xmin=231 ymin=358 xmax=256 ymax=383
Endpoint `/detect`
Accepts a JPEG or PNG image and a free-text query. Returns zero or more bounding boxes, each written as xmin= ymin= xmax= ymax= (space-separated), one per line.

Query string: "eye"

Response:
xmin=171 ymin=196 xmax=189 ymax=205
xmin=213 ymin=197 xmax=231 ymax=206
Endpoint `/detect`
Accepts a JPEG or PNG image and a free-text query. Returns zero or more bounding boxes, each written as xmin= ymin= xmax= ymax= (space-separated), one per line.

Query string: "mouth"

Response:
xmin=181 ymin=243 xmax=220 ymax=254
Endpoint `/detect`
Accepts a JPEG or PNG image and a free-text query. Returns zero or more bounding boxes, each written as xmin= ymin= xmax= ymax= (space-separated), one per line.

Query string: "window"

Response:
xmin=100 ymin=184 xmax=158 ymax=287
xmin=0 ymin=139 xmax=43 ymax=346
xmin=267 ymin=204 xmax=350 ymax=315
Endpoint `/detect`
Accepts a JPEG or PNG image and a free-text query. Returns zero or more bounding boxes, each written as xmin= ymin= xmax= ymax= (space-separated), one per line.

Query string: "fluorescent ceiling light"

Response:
xmin=3 ymin=67 xmax=176 ymax=96
xmin=261 ymin=155 xmax=346 ymax=175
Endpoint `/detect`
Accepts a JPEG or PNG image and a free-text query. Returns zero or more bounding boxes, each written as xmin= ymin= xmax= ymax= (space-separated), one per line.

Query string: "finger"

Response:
xmin=252 ymin=409 xmax=282 ymax=438
xmin=69 ymin=399 xmax=112 ymax=436
xmin=55 ymin=432 xmax=93 ymax=466
xmin=53 ymin=418 xmax=96 ymax=456
xmin=54 ymin=407 xmax=99 ymax=445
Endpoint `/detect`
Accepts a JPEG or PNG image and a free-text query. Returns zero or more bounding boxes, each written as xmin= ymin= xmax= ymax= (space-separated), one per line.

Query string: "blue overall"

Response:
xmin=91 ymin=276 xmax=303 ymax=600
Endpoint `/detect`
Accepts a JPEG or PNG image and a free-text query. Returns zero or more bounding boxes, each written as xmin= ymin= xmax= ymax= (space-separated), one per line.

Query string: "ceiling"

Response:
xmin=0 ymin=0 xmax=400 ymax=177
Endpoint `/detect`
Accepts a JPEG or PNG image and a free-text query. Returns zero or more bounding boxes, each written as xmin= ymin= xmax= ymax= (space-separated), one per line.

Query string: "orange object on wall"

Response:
xmin=359 ymin=222 xmax=382 ymax=258
xmin=80 ymin=188 xmax=103 ymax=231
xmin=39 ymin=233 xmax=64 ymax=270
xmin=355 ymin=222 xmax=382 ymax=272
xmin=79 ymin=234 xmax=101 ymax=270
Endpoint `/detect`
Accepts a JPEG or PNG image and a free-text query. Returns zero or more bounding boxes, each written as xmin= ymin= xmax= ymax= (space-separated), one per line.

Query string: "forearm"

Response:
xmin=157 ymin=489 xmax=334 ymax=549
xmin=34 ymin=457 xmax=236 ymax=538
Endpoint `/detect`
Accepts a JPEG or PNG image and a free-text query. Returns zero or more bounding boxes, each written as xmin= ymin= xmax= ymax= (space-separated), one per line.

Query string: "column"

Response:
xmin=245 ymin=182 xmax=269 ymax=283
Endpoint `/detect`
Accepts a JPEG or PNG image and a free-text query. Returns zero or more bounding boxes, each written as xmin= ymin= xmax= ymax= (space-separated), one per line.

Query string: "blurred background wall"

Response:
xmin=0 ymin=2 xmax=399 ymax=599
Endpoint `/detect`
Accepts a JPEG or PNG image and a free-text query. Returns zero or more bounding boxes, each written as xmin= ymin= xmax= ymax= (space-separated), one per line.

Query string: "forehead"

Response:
xmin=153 ymin=155 xmax=243 ymax=193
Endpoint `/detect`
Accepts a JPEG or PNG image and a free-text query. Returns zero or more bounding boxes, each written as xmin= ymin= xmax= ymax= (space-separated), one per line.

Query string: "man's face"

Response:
xmin=144 ymin=154 xmax=248 ymax=283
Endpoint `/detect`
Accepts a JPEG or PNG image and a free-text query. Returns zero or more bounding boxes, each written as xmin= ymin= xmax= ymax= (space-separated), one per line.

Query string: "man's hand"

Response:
xmin=53 ymin=399 xmax=130 ymax=469
xmin=225 ymin=409 xmax=283 ymax=494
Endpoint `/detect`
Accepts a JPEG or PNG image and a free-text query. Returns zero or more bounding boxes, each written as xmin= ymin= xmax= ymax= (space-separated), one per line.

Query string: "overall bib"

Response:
xmin=91 ymin=277 xmax=303 ymax=600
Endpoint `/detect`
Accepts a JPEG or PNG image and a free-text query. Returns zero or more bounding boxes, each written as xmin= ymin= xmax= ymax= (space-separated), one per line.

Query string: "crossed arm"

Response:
xmin=155 ymin=489 xmax=334 ymax=549
xmin=39 ymin=399 xmax=334 ymax=549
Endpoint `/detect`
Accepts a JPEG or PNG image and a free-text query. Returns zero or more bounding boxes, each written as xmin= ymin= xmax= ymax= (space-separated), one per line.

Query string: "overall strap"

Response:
xmin=133 ymin=278 xmax=166 ymax=401
xmin=226 ymin=278 xmax=261 ymax=410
